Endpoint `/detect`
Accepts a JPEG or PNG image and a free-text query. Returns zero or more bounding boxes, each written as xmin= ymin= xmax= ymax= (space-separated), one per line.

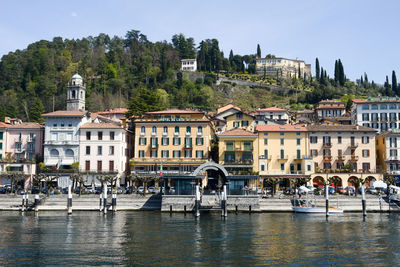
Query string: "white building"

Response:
xmin=352 ymin=97 xmax=400 ymax=133
xmin=181 ymin=59 xmax=197 ymax=72
xmin=256 ymin=107 xmax=289 ymax=124
xmin=255 ymin=57 xmax=311 ymax=79
xmin=67 ymin=74 xmax=86 ymax=111
xmin=79 ymin=121 xmax=131 ymax=185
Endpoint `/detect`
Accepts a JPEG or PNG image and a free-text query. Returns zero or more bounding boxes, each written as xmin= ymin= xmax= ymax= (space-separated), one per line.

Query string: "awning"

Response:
xmin=61 ymin=158 xmax=74 ymax=165
xmin=45 ymin=159 xmax=58 ymax=166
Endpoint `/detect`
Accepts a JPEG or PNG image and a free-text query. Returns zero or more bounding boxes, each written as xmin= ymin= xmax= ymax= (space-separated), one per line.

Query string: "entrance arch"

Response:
xmin=313 ymin=176 xmax=325 ymax=188
xmin=192 ymin=161 xmax=229 ymax=191
xmin=192 ymin=161 xmax=229 ymax=177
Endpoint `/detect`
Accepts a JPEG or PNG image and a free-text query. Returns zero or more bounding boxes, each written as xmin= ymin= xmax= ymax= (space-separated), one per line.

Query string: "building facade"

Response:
xmin=255 ymin=57 xmax=311 ymax=79
xmin=256 ymin=107 xmax=289 ymax=124
xmin=376 ymin=130 xmax=400 ymax=175
xmin=352 ymin=97 xmax=400 ymax=133
xmin=181 ymin=59 xmax=197 ymax=72
xmin=316 ymin=100 xmax=346 ymax=119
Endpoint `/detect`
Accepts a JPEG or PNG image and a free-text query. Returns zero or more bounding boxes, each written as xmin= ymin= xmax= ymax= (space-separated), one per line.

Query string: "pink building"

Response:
xmin=0 ymin=118 xmax=44 ymax=188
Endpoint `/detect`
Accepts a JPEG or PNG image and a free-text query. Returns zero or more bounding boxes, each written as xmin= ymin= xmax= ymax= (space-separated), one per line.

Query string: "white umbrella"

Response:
xmin=372 ymin=180 xmax=387 ymax=189
xmin=299 ymin=185 xmax=311 ymax=193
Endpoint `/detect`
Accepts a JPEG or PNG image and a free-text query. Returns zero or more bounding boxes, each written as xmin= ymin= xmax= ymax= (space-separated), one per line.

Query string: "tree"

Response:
xmin=256 ymin=44 xmax=261 ymax=58
xmin=338 ymin=59 xmax=345 ymax=86
xmin=126 ymin=88 xmax=165 ymax=116
xmin=334 ymin=60 xmax=339 ymax=83
xmin=392 ymin=70 xmax=398 ymax=96
xmin=29 ymin=97 xmax=45 ymax=122
xmin=315 ymin=58 xmax=320 ymax=80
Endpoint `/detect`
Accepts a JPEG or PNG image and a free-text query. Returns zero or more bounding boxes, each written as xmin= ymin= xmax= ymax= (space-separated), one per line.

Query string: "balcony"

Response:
xmin=350 ymin=155 xmax=359 ymax=161
xmin=322 ymin=143 xmax=332 ymax=148
xmin=278 ymin=155 xmax=289 ymax=160
xmin=386 ymin=156 xmax=400 ymax=162
xmin=15 ymin=137 xmax=22 ymax=143
xmin=337 ymin=155 xmax=345 ymax=161
xmin=27 ymin=136 xmax=36 ymax=142
xmin=184 ymin=143 xmax=193 ymax=149
xmin=259 ymin=155 xmax=272 ymax=160
xmin=323 ymin=155 xmax=332 ymax=161
xmin=349 ymin=143 xmax=358 ymax=149
xmin=150 ymin=143 xmax=158 ymax=149
xmin=224 ymin=159 xmax=254 ymax=166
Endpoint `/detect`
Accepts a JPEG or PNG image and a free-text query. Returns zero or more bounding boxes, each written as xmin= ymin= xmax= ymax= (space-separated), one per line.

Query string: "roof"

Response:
xmin=218 ymin=128 xmax=257 ymax=137
xmin=181 ymin=59 xmax=196 ymax=61
xmin=3 ymin=122 xmax=44 ymax=129
xmin=145 ymin=109 xmax=204 ymax=115
xmin=352 ymin=97 xmax=400 ymax=104
xmin=318 ymin=100 xmax=344 ymax=104
xmin=80 ymin=122 xmax=122 ymax=129
xmin=98 ymin=108 xmax=128 ymax=115
xmin=257 ymin=107 xmax=287 ymax=112
xmin=217 ymin=104 xmax=242 ymax=114
xmin=316 ymin=106 xmax=345 ymax=109
xmin=380 ymin=129 xmax=400 ymax=136
xmin=256 ymin=57 xmax=306 ymax=63
xmin=256 ymin=124 xmax=307 ymax=132
xmin=42 ymin=110 xmax=87 ymax=117
xmin=307 ymin=125 xmax=376 ymax=132
xmin=72 ymin=73 xmax=82 ymax=79
xmin=295 ymin=110 xmax=314 ymax=114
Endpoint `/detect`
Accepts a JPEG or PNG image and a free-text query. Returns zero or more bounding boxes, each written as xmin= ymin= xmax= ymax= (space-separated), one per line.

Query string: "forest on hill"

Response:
xmin=0 ymin=29 xmax=398 ymax=122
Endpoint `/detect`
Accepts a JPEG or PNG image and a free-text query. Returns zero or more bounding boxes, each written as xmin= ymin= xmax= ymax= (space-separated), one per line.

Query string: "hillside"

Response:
xmin=0 ymin=30 xmax=392 ymax=121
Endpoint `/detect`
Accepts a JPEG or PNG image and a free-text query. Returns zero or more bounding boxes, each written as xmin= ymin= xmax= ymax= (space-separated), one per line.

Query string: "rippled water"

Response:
xmin=0 ymin=211 xmax=399 ymax=266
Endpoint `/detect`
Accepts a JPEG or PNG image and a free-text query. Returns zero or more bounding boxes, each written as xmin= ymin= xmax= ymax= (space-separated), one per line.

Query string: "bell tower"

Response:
xmin=67 ymin=73 xmax=86 ymax=111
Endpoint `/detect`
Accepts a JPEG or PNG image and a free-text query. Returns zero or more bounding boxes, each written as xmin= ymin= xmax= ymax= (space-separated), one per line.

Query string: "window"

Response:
xmin=281 ymin=163 xmax=285 ymax=171
xmin=186 ymin=126 xmax=191 ymax=134
xmin=152 ymin=126 xmax=157 ymax=134
xmin=150 ymin=150 xmax=158 ymax=158
xmin=174 ymin=126 xmax=179 ymax=134
xmin=280 ymin=149 xmax=285 ymax=159
xmin=323 ymin=149 xmax=330 ymax=156
xmin=184 ymin=137 xmax=192 ymax=148
xmin=61 ymin=123 xmax=64 ymax=128
xmin=338 ymin=136 xmax=342 ymax=144
xmin=68 ymin=123 xmax=72 ymax=128
xmin=280 ymin=132 xmax=284 ymax=136
xmin=380 ymin=104 xmax=388 ymax=110
xmin=371 ymin=104 xmax=378 ymax=110
xmin=97 ymin=161 xmax=102 ymax=172
xmin=86 ymin=132 xmax=91 ymax=140
xmin=297 ymin=149 xmax=301 ymax=159
xmin=196 ymin=137 xmax=204 ymax=145
xmin=173 ymin=137 xmax=181 ymax=145
xmin=296 ymin=138 xmax=300 ymax=145
xmin=362 ymin=136 xmax=369 ymax=144
xmin=139 ymin=137 xmax=146 ymax=145
xmin=53 ymin=123 xmax=57 ymax=128
xmin=297 ymin=163 xmax=302 ymax=171
xmin=362 ymin=113 xmax=369 ymax=121
xmin=85 ymin=161 xmax=90 ymax=171
xmin=310 ymin=136 xmax=318 ymax=143
xmin=261 ymin=164 xmax=265 ymax=171
xmin=162 ymin=150 xmax=169 ymax=158
xmin=197 ymin=126 xmax=203 ymax=134
xmin=0 ymin=143 xmax=2 ymax=150
xmin=226 ymin=141 xmax=234 ymax=151
xmin=264 ymin=138 xmax=268 ymax=145
xmin=362 ymin=104 xmax=369 ymax=110
xmin=97 ymin=146 xmax=102 ymax=155
xmin=362 ymin=150 xmax=370 ymax=157
xmin=241 ymin=121 xmax=249 ymax=127
xmin=390 ymin=104 xmax=397 ymax=110
xmin=307 ymin=163 xmax=312 ymax=172
xmin=233 ymin=121 xmax=240 ymax=128
xmin=141 ymin=126 xmax=145 ymax=134
xmin=173 ymin=150 xmax=181 ymax=158
xmin=280 ymin=138 xmax=284 ymax=145
xmin=139 ymin=150 xmax=145 ymax=158
xmin=110 ymin=131 xmax=115 ymax=140
xmin=323 ymin=136 xmax=331 ymax=145
xmin=163 ymin=126 xmax=168 ymax=134
xmin=196 ymin=150 xmax=204 ymax=158
xmin=184 ymin=150 xmax=192 ymax=158
xmin=236 ymin=113 xmax=243 ymax=119
xmin=0 ymin=132 xmax=2 ymax=140
xmin=98 ymin=131 xmax=103 ymax=140
xmin=150 ymin=137 xmax=158 ymax=147
xmin=264 ymin=149 xmax=268 ymax=158
xmin=85 ymin=146 xmax=90 ymax=155
xmin=362 ymin=163 xmax=370 ymax=171
xmin=296 ymin=132 xmax=300 ymax=136
xmin=161 ymin=137 xmax=169 ymax=146
xmin=109 ymin=161 xmax=114 ymax=171
xmin=109 ymin=146 xmax=114 ymax=155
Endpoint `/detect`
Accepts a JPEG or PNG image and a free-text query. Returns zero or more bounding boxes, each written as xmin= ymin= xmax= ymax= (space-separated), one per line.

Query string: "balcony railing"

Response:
xmin=349 ymin=143 xmax=358 ymax=148
xmin=184 ymin=143 xmax=193 ymax=149
xmin=322 ymin=143 xmax=332 ymax=148
xmin=350 ymin=155 xmax=359 ymax=161
xmin=27 ymin=137 xmax=36 ymax=142
xmin=323 ymin=155 xmax=332 ymax=161
xmin=278 ymin=155 xmax=289 ymax=160
xmin=224 ymin=159 xmax=254 ymax=165
xmin=386 ymin=156 xmax=400 ymax=161
xmin=337 ymin=155 xmax=345 ymax=161
xmin=259 ymin=155 xmax=272 ymax=160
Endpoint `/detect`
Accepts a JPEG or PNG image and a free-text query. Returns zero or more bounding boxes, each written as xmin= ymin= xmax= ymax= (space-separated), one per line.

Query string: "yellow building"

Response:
xmin=376 ymin=129 xmax=400 ymax=175
xmin=256 ymin=124 xmax=313 ymax=186
xmin=131 ymin=109 xmax=214 ymax=176
xmin=224 ymin=112 xmax=255 ymax=132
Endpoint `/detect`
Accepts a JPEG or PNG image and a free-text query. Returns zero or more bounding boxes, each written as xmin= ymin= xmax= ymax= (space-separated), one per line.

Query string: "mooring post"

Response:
xmin=249 ymin=205 xmax=252 ymax=213
xmin=221 ymin=185 xmax=227 ymax=217
xmin=99 ymin=194 xmax=102 ymax=212
xmin=67 ymin=185 xmax=72 ymax=214
xmin=34 ymin=194 xmax=39 ymax=212
xmin=235 ymin=205 xmax=238 ymax=214
xmin=325 ymin=184 xmax=329 ymax=218
xmin=25 ymin=193 xmax=29 ymax=209
xmin=184 ymin=205 xmax=186 ymax=215
xmin=361 ymin=184 xmax=366 ymax=217
xmin=103 ymin=184 xmax=107 ymax=214
xmin=112 ymin=191 xmax=117 ymax=212
xmin=21 ymin=193 xmax=25 ymax=212
xmin=195 ymin=184 xmax=200 ymax=217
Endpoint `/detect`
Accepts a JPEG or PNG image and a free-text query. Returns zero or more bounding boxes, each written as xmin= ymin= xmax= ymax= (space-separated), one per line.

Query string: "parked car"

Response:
xmin=86 ymin=186 xmax=94 ymax=194
xmin=0 ymin=187 xmax=7 ymax=194
xmin=31 ymin=186 xmax=40 ymax=194
xmin=345 ymin=186 xmax=355 ymax=195
xmin=95 ymin=187 xmax=102 ymax=194
xmin=337 ymin=187 xmax=346 ymax=194
xmin=148 ymin=186 xmax=156 ymax=193
xmin=125 ymin=186 xmax=133 ymax=194
xmin=138 ymin=186 xmax=144 ymax=193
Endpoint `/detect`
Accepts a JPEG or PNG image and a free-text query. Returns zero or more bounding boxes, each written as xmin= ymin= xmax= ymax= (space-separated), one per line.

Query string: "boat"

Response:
xmin=292 ymin=186 xmax=343 ymax=214
xmin=389 ymin=185 xmax=400 ymax=202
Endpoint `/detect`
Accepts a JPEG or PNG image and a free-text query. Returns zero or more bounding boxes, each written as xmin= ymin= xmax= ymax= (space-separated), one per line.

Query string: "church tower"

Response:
xmin=67 ymin=74 xmax=86 ymax=111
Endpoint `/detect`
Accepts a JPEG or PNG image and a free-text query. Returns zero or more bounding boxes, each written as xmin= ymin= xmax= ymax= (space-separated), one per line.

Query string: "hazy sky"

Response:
xmin=0 ymin=0 xmax=398 ymax=83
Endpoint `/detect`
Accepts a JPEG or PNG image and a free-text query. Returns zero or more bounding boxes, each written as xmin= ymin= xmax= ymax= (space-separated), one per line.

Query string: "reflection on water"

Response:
xmin=0 ymin=212 xmax=398 ymax=265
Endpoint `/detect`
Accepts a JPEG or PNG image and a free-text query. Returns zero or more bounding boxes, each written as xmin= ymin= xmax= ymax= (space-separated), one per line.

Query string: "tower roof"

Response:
xmin=72 ymin=73 xmax=82 ymax=79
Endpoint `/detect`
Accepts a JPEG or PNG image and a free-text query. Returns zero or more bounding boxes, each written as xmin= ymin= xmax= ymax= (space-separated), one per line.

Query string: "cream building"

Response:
xmin=315 ymin=100 xmax=346 ymax=119
xmin=376 ymin=129 xmax=400 ymax=175
xmin=256 ymin=57 xmax=311 ymax=79
xmin=181 ymin=59 xmax=197 ymax=72
xmin=256 ymin=107 xmax=289 ymax=124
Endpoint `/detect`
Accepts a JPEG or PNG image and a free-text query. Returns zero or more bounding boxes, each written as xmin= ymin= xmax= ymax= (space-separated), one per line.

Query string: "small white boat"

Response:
xmin=293 ymin=206 xmax=343 ymax=213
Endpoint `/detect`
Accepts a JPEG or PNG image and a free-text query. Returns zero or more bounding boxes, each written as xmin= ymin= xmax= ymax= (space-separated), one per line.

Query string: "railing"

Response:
xmin=27 ymin=137 xmax=36 ymax=142
xmin=278 ymin=155 xmax=289 ymax=160
xmin=322 ymin=143 xmax=332 ymax=148
xmin=349 ymin=143 xmax=358 ymax=148
xmin=259 ymin=155 xmax=272 ymax=160
xmin=224 ymin=159 xmax=254 ymax=165
xmin=323 ymin=155 xmax=332 ymax=161
xmin=337 ymin=155 xmax=345 ymax=161
xmin=386 ymin=156 xmax=400 ymax=161
xmin=184 ymin=143 xmax=193 ymax=149
xmin=350 ymin=155 xmax=359 ymax=161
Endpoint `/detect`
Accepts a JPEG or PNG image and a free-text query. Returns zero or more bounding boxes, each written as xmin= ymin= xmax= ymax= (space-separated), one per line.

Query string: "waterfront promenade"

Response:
xmin=0 ymin=193 xmax=397 ymax=213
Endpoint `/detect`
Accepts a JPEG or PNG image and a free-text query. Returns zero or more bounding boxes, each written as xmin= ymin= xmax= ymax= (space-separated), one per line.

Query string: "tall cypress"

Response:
xmin=334 ymin=60 xmax=339 ymax=82
xmin=338 ymin=59 xmax=345 ymax=86
xmin=315 ymin=57 xmax=320 ymax=80
xmin=392 ymin=70 xmax=398 ymax=95
xmin=257 ymin=44 xmax=261 ymax=58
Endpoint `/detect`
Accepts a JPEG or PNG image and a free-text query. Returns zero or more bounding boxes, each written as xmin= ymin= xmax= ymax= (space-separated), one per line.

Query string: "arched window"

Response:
xmin=65 ymin=149 xmax=74 ymax=157
xmin=175 ymin=126 xmax=179 ymax=133
xmin=80 ymin=91 xmax=83 ymax=98
xmin=163 ymin=126 xmax=168 ymax=134
xmin=186 ymin=126 xmax=191 ymax=134
xmin=50 ymin=149 xmax=59 ymax=157
xmin=141 ymin=126 xmax=145 ymax=133
xmin=152 ymin=126 xmax=157 ymax=134
xmin=72 ymin=90 xmax=76 ymax=99
xmin=197 ymin=126 xmax=203 ymax=134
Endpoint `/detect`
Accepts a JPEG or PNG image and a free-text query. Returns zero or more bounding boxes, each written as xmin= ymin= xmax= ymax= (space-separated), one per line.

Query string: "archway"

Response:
xmin=313 ymin=176 xmax=325 ymax=188
xmin=50 ymin=149 xmax=59 ymax=157
xmin=192 ymin=162 xmax=229 ymax=191
xmin=365 ymin=176 xmax=376 ymax=188
xmin=348 ymin=176 xmax=359 ymax=187
xmin=65 ymin=149 xmax=74 ymax=157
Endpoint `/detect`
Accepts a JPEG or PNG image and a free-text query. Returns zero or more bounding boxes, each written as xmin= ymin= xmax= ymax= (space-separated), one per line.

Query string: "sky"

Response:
xmin=0 ymin=0 xmax=399 ymax=83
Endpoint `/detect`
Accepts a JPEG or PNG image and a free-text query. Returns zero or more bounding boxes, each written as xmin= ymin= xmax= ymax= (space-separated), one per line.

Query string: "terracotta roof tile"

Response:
xmin=98 ymin=108 xmax=128 ymax=115
xmin=42 ymin=110 xmax=87 ymax=117
xmin=256 ymin=124 xmax=307 ymax=132
xmin=307 ymin=125 xmax=376 ymax=132
xmin=218 ymin=128 xmax=257 ymax=137
xmin=257 ymin=107 xmax=287 ymax=112
xmin=216 ymin=104 xmax=242 ymax=114
xmin=145 ymin=109 xmax=204 ymax=115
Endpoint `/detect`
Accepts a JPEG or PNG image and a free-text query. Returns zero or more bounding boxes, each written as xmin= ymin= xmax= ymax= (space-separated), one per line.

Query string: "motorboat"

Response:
xmin=293 ymin=186 xmax=343 ymax=214
xmin=389 ymin=185 xmax=400 ymax=202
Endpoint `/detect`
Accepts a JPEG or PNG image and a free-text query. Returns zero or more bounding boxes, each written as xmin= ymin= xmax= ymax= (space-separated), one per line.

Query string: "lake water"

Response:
xmin=0 ymin=211 xmax=399 ymax=266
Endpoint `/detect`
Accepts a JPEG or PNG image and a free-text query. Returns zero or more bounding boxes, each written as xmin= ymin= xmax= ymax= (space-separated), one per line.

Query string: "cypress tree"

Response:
xmin=392 ymin=70 xmax=398 ymax=95
xmin=360 ymin=75 xmax=364 ymax=86
xmin=315 ymin=58 xmax=320 ymax=80
xmin=338 ymin=59 xmax=345 ymax=86
xmin=257 ymin=44 xmax=261 ymax=58
xmin=334 ymin=60 xmax=339 ymax=82
xmin=229 ymin=49 xmax=234 ymax=62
